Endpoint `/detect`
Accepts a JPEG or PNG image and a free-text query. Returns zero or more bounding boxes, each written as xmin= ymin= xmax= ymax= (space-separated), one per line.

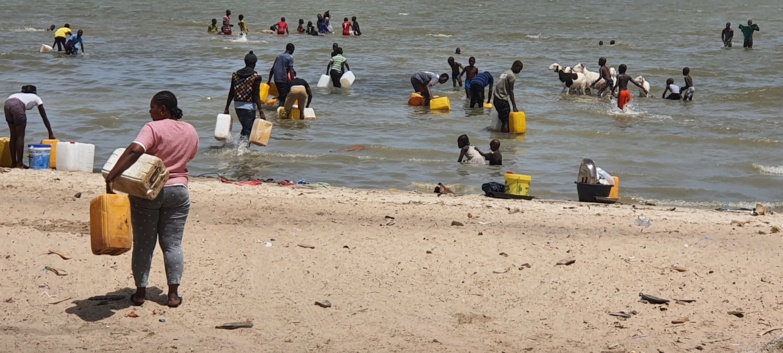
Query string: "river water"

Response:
xmin=2 ymin=0 xmax=782 ymax=209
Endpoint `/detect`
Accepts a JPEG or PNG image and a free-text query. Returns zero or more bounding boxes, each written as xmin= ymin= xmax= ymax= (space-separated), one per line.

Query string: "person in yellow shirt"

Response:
xmin=238 ymin=14 xmax=248 ymax=35
xmin=52 ymin=24 xmax=71 ymax=52
xmin=208 ymin=18 xmax=219 ymax=34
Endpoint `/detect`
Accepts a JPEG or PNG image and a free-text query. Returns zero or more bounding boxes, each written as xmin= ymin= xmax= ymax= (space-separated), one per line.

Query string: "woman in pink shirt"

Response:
xmin=105 ymin=91 xmax=199 ymax=308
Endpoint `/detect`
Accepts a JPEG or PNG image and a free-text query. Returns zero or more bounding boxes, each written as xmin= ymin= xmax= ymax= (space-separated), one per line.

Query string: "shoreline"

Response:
xmin=1 ymin=168 xmax=782 ymax=352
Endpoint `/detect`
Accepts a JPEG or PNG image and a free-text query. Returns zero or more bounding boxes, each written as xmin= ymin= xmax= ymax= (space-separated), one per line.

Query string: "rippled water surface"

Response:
xmin=2 ymin=0 xmax=782 ymax=209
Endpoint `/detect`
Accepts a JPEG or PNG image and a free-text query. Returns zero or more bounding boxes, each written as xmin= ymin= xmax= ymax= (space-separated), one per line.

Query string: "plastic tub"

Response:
xmin=575 ymin=182 xmax=613 ymax=202
xmin=28 ymin=144 xmax=51 ymax=170
xmin=504 ymin=173 xmax=532 ymax=196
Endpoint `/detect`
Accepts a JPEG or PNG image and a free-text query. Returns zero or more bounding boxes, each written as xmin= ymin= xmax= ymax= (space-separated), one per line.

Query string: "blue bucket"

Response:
xmin=28 ymin=144 xmax=51 ymax=170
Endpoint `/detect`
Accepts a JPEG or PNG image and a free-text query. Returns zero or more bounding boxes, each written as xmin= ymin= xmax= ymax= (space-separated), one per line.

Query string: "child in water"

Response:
xmin=457 ymin=134 xmax=486 ymax=164
xmin=238 ymin=14 xmax=248 ymax=35
xmin=297 ymin=19 xmax=305 ymax=33
xmin=448 ymin=57 xmax=464 ymax=88
xmin=459 ymin=57 xmax=478 ymax=99
xmin=681 ymin=67 xmax=694 ymax=101
xmin=351 ymin=16 xmax=361 ymax=36
xmin=208 ymin=19 xmax=219 ymax=33
xmin=661 ymin=78 xmax=681 ymax=100
xmin=480 ymin=139 xmax=502 ymax=165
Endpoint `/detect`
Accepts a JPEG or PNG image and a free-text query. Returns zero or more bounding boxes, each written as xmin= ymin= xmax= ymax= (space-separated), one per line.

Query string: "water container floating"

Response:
xmin=430 ymin=96 xmax=451 ymax=110
xmin=40 ymin=139 xmax=59 ymax=168
xmin=102 ymin=148 xmax=170 ymax=200
xmin=28 ymin=144 xmax=51 ymax=170
xmin=259 ymin=83 xmax=271 ymax=102
xmin=249 ymin=119 xmax=273 ymax=146
xmin=39 ymin=44 xmax=53 ymax=53
xmin=408 ymin=93 xmax=424 ymax=106
xmin=303 ymin=107 xmax=316 ymax=120
xmin=509 ymin=111 xmax=526 ymax=134
xmin=340 ymin=71 xmax=355 ymax=88
xmin=0 ymin=137 xmax=12 ymax=167
xmin=317 ymin=74 xmax=331 ymax=88
xmin=89 ymin=194 xmax=132 ymax=256
xmin=490 ymin=114 xmax=502 ymax=132
xmin=56 ymin=141 xmax=95 ymax=173
xmin=504 ymin=173 xmax=532 ymax=196
xmin=214 ymin=114 xmax=233 ymax=141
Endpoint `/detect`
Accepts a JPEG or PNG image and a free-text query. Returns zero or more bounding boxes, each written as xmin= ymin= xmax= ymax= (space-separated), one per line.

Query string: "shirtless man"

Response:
xmin=459 ymin=57 xmax=478 ymax=99
xmin=447 ymin=57 xmax=464 ymax=88
xmin=721 ymin=22 xmax=733 ymax=47
xmin=610 ymin=64 xmax=648 ymax=111
xmin=590 ymin=57 xmax=613 ymax=97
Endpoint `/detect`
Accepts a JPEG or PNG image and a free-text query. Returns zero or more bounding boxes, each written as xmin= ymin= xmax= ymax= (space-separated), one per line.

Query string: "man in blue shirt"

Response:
xmin=268 ymin=43 xmax=295 ymax=105
xmin=469 ymin=71 xmax=493 ymax=108
xmin=64 ymin=29 xmax=84 ymax=55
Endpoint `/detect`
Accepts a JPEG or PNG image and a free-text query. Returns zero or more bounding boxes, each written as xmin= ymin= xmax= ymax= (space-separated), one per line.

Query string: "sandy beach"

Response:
xmin=1 ymin=168 xmax=783 ymax=352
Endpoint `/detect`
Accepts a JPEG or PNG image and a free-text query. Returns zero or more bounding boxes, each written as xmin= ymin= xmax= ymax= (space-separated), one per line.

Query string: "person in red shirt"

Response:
xmin=342 ymin=17 xmax=352 ymax=35
xmin=277 ymin=17 xmax=289 ymax=35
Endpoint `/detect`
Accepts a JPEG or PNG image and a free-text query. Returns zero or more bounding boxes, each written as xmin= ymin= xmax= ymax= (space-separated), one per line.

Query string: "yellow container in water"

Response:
xmin=90 ymin=194 xmax=132 ymax=256
xmin=259 ymin=83 xmax=271 ymax=102
xmin=0 ymin=137 xmax=12 ymax=167
xmin=277 ymin=107 xmax=301 ymax=120
xmin=609 ymin=176 xmax=620 ymax=199
xmin=504 ymin=173 xmax=532 ymax=196
xmin=483 ymin=102 xmax=493 ymax=109
xmin=269 ymin=82 xmax=279 ymax=97
xmin=40 ymin=139 xmax=59 ymax=169
xmin=510 ymin=111 xmax=526 ymax=134
xmin=430 ymin=96 xmax=450 ymax=110
xmin=265 ymin=97 xmax=278 ymax=106
xmin=249 ymin=119 xmax=273 ymax=146
xmin=408 ymin=93 xmax=423 ymax=106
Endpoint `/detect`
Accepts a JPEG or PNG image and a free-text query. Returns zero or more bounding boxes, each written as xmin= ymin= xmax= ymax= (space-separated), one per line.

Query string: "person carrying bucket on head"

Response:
xmin=4 ymin=85 xmax=55 ymax=168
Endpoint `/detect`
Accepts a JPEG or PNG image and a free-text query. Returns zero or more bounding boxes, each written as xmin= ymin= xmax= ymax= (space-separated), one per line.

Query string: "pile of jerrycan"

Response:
xmin=0 ymin=137 xmax=168 ymax=257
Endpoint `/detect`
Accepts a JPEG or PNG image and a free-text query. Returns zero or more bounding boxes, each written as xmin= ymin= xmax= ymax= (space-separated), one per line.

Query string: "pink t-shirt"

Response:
xmin=132 ymin=119 xmax=199 ymax=186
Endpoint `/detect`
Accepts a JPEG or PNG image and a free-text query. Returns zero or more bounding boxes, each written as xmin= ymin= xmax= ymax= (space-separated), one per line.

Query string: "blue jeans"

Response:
xmin=235 ymin=108 xmax=256 ymax=139
xmin=130 ymin=185 xmax=190 ymax=287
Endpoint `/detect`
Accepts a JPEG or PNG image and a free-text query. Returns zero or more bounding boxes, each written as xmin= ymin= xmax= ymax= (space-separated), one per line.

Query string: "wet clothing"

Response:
xmin=617 ymin=90 xmax=632 ymax=110
xmin=208 ymin=24 xmax=219 ymax=33
xmin=683 ymin=87 xmax=695 ymax=101
xmin=493 ymin=97 xmax=510 ymax=126
xmin=64 ymin=34 xmax=83 ymax=55
xmin=411 ymin=72 xmax=438 ymax=92
xmin=739 ymin=23 xmax=759 ymax=48
xmin=277 ymin=21 xmax=288 ymax=34
xmin=463 ymin=146 xmax=485 ymax=164
xmin=229 ymin=67 xmax=262 ymax=138
xmin=352 ymin=21 xmax=361 ymax=36
xmin=342 ymin=21 xmax=352 ymax=35
xmin=329 ymin=54 xmax=348 ymax=87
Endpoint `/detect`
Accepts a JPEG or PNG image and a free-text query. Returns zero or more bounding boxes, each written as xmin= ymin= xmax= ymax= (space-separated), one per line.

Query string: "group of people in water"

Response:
xmin=48 ymin=23 xmax=85 ymax=55
xmin=209 ymin=10 xmax=361 ymax=37
xmin=722 ymin=19 xmax=760 ymax=48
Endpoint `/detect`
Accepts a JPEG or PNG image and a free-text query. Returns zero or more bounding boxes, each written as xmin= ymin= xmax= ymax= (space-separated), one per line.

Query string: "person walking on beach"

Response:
xmin=448 ymin=57 xmax=464 ymax=88
xmin=610 ymin=64 xmax=648 ymax=111
xmin=281 ymin=70 xmax=313 ymax=119
xmin=721 ymin=22 xmax=733 ymax=47
xmin=4 ymin=85 xmax=55 ymax=168
xmin=469 ymin=71 xmax=493 ymax=108
xmin=460 ymin=57 xmax=478 ymax=100
xmin=268 ymin=43 xmax=295 ymax=105
xmin=224 ymin=51 xmax=264 ymax=142
xmin=52 ymin=24 xmax=71 ymax=52
xmin=739 ymin=20 xmax=759 ymax=48
xmin=410 ymin=71 xmax=449 ymax=106
xmin=105 ymin=91 xmax=199 ymax=309
xmin=326 ymin=47 xmax=350 ymax=88
xmin=492 ymin=60 xmax=523 ymax=133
